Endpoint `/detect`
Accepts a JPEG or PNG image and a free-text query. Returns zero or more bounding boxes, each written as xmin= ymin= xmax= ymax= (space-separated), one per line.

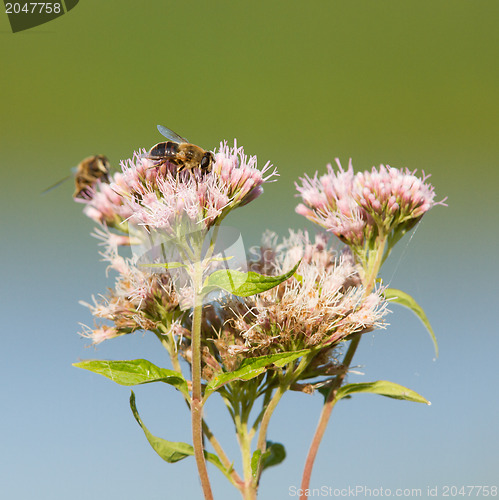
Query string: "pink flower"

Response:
xmin=353 ymin=164 xmax=446 ymax=232
xmin=296 ymin=159 xmax=445 ymax=251
xmin=80 ymin=324 xmax=121 ymax=345
xmin=296 ymin=159 xmax=372 ymax=247
xmin=78 ymin=141 xmax=277 ymax=236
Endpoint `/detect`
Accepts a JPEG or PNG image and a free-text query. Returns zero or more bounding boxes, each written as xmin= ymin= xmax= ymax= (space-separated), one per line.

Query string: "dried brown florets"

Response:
xmin=200 ymin=231 xmax=388 ymax=373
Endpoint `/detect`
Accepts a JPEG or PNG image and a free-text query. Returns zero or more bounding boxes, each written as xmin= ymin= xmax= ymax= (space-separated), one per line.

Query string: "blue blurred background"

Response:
xmin=1 ymin=1 xmax=498 ymax=498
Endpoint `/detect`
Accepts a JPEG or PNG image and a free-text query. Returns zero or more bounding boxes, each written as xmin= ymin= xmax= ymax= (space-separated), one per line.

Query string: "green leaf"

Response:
xmin=140 ymin=261 xmax=187 ymax=270
xmin=202 ymin=261 xmax=300 ymax=298
xmin=251 ymin=441 xmax=286 ymax=478
xmin=129 ymin=392 xmax=228 ymax=476
xmin=209 ymin=255 xmax=234 ymax=263
xmin=251 ymin=450 xmax=261 ymax=478
xmin=384 ymin=288 xmax=438 ymax=356
xmin=204 ymin=350 xmax=309 ymax=397
xmin=130 ymin=391 xmax=193 ymax=463
xmin=336 ymin=381 xmax=430 ymax=404
xmin=261 ymin=441 xmax=286 ymax=470
xmin=73 ymin=359 xmax=189 ymax=397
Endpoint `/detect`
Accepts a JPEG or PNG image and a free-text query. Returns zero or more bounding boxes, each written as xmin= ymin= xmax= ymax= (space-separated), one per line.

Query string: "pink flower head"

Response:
xmin=354 ymin=164 xmax=446 ymax=233
xmin=213 ymin=140 xmax=277 ymax=206
xmin=296 ymin=159 xmax=445 ymax=252
xmin=78 ymin=141 xmax=276 ymax=237
xmin=296 ymin=159 xmax=372 ymax=247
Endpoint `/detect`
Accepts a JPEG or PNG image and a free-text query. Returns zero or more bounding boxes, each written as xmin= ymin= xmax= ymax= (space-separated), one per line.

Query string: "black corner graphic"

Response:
xmin=4 ymin=1 xmax=80 ymax=33
xmin=64 ymin=0 xmax=78 ymax=12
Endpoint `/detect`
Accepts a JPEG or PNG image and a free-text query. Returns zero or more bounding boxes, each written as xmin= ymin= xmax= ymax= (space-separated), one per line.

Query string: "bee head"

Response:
xmin=201 ymin=152 xmax=215 ymax=172
xmin=96 ymin=155 xmax=110 ymax=173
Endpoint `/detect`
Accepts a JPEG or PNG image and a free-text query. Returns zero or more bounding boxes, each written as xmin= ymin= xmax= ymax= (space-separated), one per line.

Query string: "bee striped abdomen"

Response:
xmin=148 ymin=141 xmax=179 ymax=161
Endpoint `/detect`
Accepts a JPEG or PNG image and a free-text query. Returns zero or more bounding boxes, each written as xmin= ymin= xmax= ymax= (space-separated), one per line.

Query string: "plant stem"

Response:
xmin=363 ymin=234 xmax=388 ymax=295
xmin=155 ymin=329 xmax=242 ymax=489
xmin=250 ymin=384 xmax=273 ymax=439
xmin=190 ymin=258 xmax=214 ymax=500
xmin=299 ymin=236 xmax=387 ymax=498
xmin=238 ymin=420 xmax=257 ymax=500
xmin=203 ymin=422 xmax=244 ymax=489
xmin=154 ymin=328 xmax=184 ymax=374
xmin=251 ymin=385 xmax=286 ymax=488
xmin=299 ymin=334 xmax=361 ymax=499
xmin=256 ymin=386 xmax=283 ymax=458
xmin=228 ymin=384 xmax=257 ymax=499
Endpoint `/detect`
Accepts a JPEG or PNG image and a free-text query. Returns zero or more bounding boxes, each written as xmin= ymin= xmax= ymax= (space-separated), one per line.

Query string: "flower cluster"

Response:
xmin=201 ymin=231 xmax=388 ymax=374
xmin=79 ymin=229 xmax=184 ymax=345
xmin=77 ymin=139 xmax=276 ymax=344
xmin=79 ymin=141 xmax=277 ymax=237
xmin=296 ymin=159 xmax=445 ymax=251
xmin=73 ymin=128 xmax=446 ymax=500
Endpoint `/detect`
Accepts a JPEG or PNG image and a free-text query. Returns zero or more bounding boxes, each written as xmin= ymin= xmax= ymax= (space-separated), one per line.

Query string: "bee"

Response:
xmin=42 ymin=155 xmax=111 ymax=199
xmin=73 ymin=155 xmax=111 ymax=198
xmin=146 ymin=125 xmax=214 ymax=173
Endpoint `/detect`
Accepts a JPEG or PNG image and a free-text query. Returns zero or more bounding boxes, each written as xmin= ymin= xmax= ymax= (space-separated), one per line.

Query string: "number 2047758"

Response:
xmin=442 ymin=485 xmax=498 ymax=497
xmin=5 ymin=3 xmax=62 ymax=14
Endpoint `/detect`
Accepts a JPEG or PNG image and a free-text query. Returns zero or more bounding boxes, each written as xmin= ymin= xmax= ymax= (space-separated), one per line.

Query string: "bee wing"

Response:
xmin=41 ymin=166 xmax=79 ymax=195
xmin=41 ymin=174 xmax=73 ymax=195
xmin=157 ymin=124 xmax=189 ymax=144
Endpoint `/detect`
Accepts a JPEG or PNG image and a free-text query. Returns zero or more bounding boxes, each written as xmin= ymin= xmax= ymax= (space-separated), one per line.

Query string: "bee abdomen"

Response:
xmin=148 ymin=141 xmax=179 ymax=160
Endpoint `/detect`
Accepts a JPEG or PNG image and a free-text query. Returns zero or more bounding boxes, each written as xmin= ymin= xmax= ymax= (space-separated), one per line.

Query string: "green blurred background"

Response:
xmin=2 ymin=1 xmax=498 ymax=499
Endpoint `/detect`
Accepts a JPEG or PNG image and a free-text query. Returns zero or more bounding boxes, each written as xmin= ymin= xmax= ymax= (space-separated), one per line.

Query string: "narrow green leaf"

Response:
xmin=130 ymin=391 xmax=192 ymax=463
xmin=384 ymin=288 xmax=438 ymax=356
xmin=205 ymin=350 xmax=309 ymax=397
xmin=202 ymin=261 xmax=300 ymax=298
xmin=336 ymin=381 xmax=430 ymax=404
xmin=129 ymin=392 xmax=228 ymax=475
xmin=251 ymin=441 xmax=286 ymax=478
xmin=208 ymin=255 xmax=234 ymax=263
xmin=251 ymin=450 xmax=261 ymax=478
xmin=73 ymin=359 xmax=189 ymax=397
xmin=140 ymin=261 xmax=186 ymax=270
